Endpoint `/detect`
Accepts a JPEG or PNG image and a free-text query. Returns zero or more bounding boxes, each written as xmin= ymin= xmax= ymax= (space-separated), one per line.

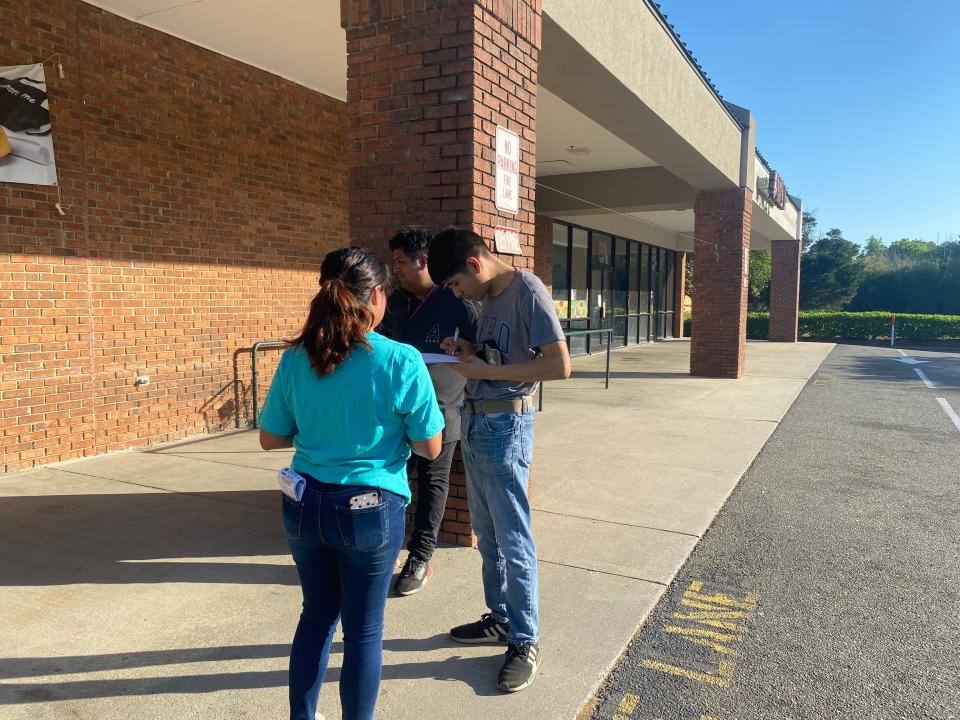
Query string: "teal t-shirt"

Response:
xmin=258 ymin=332 xmax=444 ymax=504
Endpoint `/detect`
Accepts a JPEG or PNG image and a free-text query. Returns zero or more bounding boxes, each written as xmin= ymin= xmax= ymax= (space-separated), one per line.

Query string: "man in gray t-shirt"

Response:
xmin=428 ymin=228 xmax=571 ymax=694
xmin=467 ymin=268 xmax=566 ymax=401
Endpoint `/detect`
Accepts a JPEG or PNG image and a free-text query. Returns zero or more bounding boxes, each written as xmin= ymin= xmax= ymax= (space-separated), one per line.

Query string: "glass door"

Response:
xmin=639 ymin=244 xmax=652 ymax=342
xmin=651 ymin=246 xmax=664 ymax=339
xmin=590 ymin=233 xmax=614 ymax=353
xmin=626 ymin=241 xmax=640 ymax=345
xmin=568 ymin=228 xmax=590 ymax=356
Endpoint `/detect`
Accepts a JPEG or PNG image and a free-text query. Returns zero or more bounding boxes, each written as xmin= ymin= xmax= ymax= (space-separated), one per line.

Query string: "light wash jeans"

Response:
xmin=460 ymin=407 xmax=538 ymax=643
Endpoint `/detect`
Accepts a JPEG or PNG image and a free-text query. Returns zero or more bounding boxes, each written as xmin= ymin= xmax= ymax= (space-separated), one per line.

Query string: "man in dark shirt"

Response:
xmin=383 ymin=227 xmax=479 ymax=596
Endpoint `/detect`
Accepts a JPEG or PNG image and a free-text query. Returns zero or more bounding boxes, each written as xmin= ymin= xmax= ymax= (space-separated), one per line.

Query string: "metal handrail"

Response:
xmin=251 ymin=341 xmax=287 ymax=428
xmin=540 ymin=327 xmax=613 ymax=411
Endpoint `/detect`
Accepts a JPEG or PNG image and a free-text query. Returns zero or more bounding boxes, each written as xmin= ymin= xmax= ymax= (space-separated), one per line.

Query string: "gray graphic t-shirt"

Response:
xmin=467 ymin=270 xmax=566 ymax=401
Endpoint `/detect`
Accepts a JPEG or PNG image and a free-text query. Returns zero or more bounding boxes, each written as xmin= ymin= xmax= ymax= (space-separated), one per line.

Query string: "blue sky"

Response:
xmin=657 ymin=0 xmax=960 ymax=246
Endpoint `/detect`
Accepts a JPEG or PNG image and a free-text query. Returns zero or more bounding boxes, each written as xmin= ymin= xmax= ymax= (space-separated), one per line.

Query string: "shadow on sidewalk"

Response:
xmin=0 ymin=636 xmax=504 ymax=703
xmin=0 ymin=488 xmax=295 ymax=586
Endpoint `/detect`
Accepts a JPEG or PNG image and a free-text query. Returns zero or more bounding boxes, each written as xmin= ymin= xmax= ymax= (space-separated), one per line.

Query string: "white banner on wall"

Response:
xmin=0 ymin=64 xmax=58 ymax=186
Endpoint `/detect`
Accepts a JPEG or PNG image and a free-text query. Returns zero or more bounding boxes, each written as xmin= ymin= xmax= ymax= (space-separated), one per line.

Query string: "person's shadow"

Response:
xmin=0 ymin=635 xmax=505 ymax=704
xmin=0 ymin=488 xmax=296 ymax=587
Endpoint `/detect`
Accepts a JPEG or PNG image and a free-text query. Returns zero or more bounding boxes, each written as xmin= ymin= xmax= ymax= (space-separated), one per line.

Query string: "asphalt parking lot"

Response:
xmin=590 ymin=342 xmax=960 ymax=720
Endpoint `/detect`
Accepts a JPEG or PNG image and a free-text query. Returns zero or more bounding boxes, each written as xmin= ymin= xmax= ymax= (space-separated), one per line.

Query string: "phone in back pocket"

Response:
xmin=349 ymin=491 xmax=381 ymax=510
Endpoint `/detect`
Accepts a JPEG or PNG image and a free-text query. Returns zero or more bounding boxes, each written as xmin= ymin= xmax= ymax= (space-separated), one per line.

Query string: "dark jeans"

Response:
xmin=406 ymin=441 xmax=457 ymax=562
xmin=282 ymin=477 xmax=405 ymax=720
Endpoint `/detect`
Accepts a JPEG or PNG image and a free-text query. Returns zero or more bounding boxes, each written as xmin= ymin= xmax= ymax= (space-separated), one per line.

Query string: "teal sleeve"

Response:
xmin=397 ymin=354 xmax=445 ymax=442
xmin=259 ymin=351 xmax=297 ymax=437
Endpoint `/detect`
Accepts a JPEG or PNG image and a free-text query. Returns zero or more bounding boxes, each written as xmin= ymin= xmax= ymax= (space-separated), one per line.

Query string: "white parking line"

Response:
xmin=937 ymin=398 xmax=960 ymax=433
xmin=914 ymin=368 xmax=936 ymax=389
xmin=896 ymin=348 xmax=908 ymax=357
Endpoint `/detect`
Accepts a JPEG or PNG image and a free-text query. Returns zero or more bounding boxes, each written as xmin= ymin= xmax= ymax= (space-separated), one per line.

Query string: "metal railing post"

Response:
xmin=605 ymin=336 xmax=611 ymax=389
xmin=251 ymin=340 xmax=287 ymax=428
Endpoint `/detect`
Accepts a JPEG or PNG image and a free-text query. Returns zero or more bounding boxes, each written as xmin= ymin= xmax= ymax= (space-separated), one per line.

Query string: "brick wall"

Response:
xmin=769 ymin=240 xmax=801 ymax=342
xmin=690 ymin=188 xmax=751 ymax=379
xmin=534 ymin=213 xmax=553 ymax=293
xmin=0 ymin=0 xmax=348 ymax=472
xmin=341 ymin=0 xmax=541 ymax=546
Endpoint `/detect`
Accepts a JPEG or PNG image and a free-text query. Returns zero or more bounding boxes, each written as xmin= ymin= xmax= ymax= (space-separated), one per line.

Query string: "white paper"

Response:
xmin=422 ymin=353 xmax=462 ymax=365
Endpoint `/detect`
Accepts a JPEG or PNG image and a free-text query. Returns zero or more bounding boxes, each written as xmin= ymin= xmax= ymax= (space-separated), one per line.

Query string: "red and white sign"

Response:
xmin=495 ymin=125 xmax=520 ymax=215
xmin=494 ymin=225 xmax=521 ymax=255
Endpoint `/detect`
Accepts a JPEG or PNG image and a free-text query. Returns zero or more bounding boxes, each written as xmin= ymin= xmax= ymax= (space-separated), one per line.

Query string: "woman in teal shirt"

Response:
xmin=259 ymin=247 xmax=443 ymax=720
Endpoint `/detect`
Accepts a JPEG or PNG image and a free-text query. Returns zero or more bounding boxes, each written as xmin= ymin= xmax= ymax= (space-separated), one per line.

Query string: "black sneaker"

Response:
xmin=393 ymin=555 xmax=432 ymax=596
xmin=497 ymin=641 xmax=541 ymax=692
xmin=449 ymin=613 xmax=510 ymax=645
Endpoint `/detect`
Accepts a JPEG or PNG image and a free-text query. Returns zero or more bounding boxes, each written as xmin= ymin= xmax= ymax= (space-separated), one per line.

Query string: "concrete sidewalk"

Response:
xmin=0 ymin=340 xmax=834 ymax=720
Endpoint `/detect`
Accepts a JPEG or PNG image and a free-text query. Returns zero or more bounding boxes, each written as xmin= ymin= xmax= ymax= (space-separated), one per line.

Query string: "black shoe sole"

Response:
xmin=394 ymin=581 xmax=427 ymax=597
xmin=449 ymin=634 xmax=509 ymax=646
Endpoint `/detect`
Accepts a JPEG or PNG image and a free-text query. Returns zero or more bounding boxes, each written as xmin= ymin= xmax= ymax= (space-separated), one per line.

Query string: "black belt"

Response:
xmin=464 ymin=396 xmax=534 ymax=414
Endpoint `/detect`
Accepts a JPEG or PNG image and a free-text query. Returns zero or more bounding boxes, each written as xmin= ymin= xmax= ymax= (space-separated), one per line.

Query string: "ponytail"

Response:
xmin=290 ymin=247 xmax=388 ymax=378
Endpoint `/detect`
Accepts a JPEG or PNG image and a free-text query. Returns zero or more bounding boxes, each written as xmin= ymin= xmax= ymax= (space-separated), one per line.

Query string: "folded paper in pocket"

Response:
xmin=277 ymin=466 xmax=306 ymax=502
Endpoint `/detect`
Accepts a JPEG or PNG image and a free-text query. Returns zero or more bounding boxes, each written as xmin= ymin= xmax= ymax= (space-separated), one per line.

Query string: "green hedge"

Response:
xmin=684 ymin=311 xmax=960 ymax=341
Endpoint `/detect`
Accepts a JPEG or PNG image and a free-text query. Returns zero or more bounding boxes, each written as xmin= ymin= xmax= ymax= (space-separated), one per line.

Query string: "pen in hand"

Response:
xmin=450 ymin=326 xmax=460 ymax=356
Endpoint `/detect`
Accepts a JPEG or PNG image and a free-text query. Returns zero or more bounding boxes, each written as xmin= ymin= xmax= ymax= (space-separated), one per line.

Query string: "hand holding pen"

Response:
xmin=440 ymin=326 xmax=475 ymax=358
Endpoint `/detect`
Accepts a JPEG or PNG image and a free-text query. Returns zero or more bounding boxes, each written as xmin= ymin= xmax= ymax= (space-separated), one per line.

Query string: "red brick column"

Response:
xmin=690 ymin=188 xmax=752 ymax=379
xmin=673 ymin=252 xmax=686 ymax=338
xmin=341 ymin=0 xmax=541 ymax=547
xmin=534 ymin=214 xmax=554 ymax=294
xmin=769 ymin=240 xmax=801 ymax=342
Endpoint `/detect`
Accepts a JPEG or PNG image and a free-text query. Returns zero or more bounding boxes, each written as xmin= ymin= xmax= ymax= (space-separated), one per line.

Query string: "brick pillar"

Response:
xmin=690 ymin=188 xmax=752 ymax=379
xmin=673 ymin=252 xmax=686 ymax=338
xmin=769 ymin=240 xmax=801 ymax=342
xmin=341 ymin=0 xmax=541 ymax=547
xmin=534 ymin=214 xmax=553 ymax=294
xmin=340 ymin=0 xmax=540 ymax=264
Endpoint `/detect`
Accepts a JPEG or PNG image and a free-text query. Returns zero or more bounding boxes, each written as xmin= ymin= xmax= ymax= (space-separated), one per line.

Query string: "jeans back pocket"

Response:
xmin=335 ymin=499 xmax=390 ymax=552
xmin=281 ymin=494 xmax=304 ymax=540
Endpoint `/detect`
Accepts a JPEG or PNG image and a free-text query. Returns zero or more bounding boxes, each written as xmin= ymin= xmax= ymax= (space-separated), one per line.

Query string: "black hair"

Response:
xmin=289 ymin=247 xmax=389 ymax=377
xmin=427 ymin=227 xmax=490 ymax=284
xmin=388 ymin=226 xmax=433 ymax=261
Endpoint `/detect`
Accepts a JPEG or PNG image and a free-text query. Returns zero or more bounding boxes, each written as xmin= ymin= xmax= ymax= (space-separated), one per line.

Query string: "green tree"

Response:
xmin=862 ymin=236 xmax=886 ymax=258
xmin=748 ymin=250 xmax=771 ymax=310
xmin=800 ymin=228 xmax=865 ymax=310
xmin=888 ymin=238 xmax=938 ymax=265
xmin=801 ymin=211 xmax=819 ymax=251
xmin=861 ymin=235 xmax=888 ymax=273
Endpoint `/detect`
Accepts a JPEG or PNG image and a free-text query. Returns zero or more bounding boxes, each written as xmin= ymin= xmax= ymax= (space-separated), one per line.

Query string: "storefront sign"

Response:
xmin=495 ymin=125 xmax=519 ymax=215
xmin=494 ymin=225 xmax=522 ymax=255
xmin=767 ymin=171 xmax=786 ymax=209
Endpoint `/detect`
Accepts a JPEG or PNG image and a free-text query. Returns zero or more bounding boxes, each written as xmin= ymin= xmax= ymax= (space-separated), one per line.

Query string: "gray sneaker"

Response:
xmin=497 ymin=641 xmax=541 ymax=692
xmin=392 ymin=555 xmax=432 ymax=596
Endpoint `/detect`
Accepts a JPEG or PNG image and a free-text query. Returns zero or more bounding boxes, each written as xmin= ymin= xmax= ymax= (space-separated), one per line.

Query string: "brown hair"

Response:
xmin=290 ymin=247 xmax=389 ymax=377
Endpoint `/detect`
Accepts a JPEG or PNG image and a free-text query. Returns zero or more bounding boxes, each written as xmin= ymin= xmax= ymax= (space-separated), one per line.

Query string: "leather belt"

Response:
xmin=464 ymin=396 xmax=534 ymax=414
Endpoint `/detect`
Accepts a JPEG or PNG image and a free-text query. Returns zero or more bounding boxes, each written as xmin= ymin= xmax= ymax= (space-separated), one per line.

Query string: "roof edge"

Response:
xmin=644 ymin=0 xmax=745 ymax=130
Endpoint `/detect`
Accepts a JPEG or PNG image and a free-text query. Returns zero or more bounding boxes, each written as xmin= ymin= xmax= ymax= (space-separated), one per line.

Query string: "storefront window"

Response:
xmin=552 ymin=223 xmax=569 ymax=322
xmin=548 ymin=219 xmax=682 ymax=350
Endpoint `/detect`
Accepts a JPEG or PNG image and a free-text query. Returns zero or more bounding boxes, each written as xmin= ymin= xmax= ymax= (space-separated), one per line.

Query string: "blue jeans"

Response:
xmin=282 ymin=477 xmax=405 ymax=720
xmin=460 ymin=408 xmax=538 ymax=644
